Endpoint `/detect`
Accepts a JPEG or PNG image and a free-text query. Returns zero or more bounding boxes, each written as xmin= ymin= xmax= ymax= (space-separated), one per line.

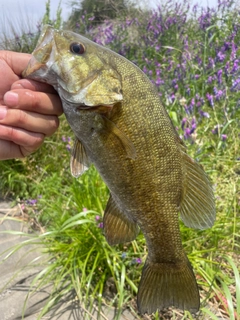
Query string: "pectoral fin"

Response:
xmin=103 ymin=194 xmax=139 ymax=245
xmin=70 ymin=138 xmax=91 ymax=177
xmin=102 ymin=116 xmax=136 ymax=160
xmin=180 ymin=151 xmax=215 ymax=229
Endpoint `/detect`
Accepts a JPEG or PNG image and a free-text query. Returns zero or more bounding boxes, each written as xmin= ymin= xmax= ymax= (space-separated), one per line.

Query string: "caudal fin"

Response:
xmin=137 ymin=256 xmax=200 ymax=315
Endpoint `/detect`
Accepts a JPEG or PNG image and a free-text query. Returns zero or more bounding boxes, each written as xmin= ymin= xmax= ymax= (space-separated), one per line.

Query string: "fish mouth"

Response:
xmin=61 ymin=95 xmax=114 ymax=113
xmin=76 ymin=105 xmax=114 ymax=113
xmin=22 ymin=25 xmax=55 ymax=78
xmin=22 ymin=56 xmax=40 ymax=77
xmin=76 ymin=103 xmax=114 ymax=114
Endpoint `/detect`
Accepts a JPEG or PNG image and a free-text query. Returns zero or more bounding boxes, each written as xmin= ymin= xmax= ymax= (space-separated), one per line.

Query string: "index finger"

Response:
xmin=2 ymin=51 xmax=32 ymax=76
xmin=3 ymin=89 xmax=63 ymax=116
xmin=12 ymin=79 xmax=57 ymax=94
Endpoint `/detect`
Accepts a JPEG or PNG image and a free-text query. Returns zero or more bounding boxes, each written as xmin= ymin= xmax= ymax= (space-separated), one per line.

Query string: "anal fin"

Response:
xmin=180 ymin=151 xmax=215 ymax=230
xmin=103 ymin=194 xmax=139 ymax=245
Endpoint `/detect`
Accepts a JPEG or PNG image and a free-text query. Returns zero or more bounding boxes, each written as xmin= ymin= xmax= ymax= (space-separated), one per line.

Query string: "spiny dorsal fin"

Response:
xmin=102 ymin=116 xmax=137 ymax=160
xmin=70 ymin=138 xmax=91 ymax=177
xmin=103 ymin=194 xmax=139 ymax=245
xmin=180 ymin=151 xmax=215 ymax=229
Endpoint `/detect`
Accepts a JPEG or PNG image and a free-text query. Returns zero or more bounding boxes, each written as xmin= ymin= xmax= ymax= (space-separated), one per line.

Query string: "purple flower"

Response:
xmin=186 ymin=87 xmax=191 ymax=96
xmin=212 ymin=124 xmax=222 ymax=134
xmin=199 ymin=110 xmax=210 ymax=118
xmin=198 ymin=9 xmax=214 ymax=30
xmin=181 ymin=117 xmax=187 ymax=130
xmin=95 ymin=215 xmax=100 ymax=221
xmin=155 ymin=77 xmax=164 ymax=86
xmin=223 ymin=41 xmax=231 ymax=51
xmin=213 ymin=127 xmax=218 ymax=134
xmin=207 ymin=76 xmax=213 ymax=84
xmin=184 ymin=127 xmax=191 ymax=139
xmin=221 ymin=134 xmax=227 ymax=141
xmin=142 ymin=66 xmax=147 ymax=74
xmin=190 ymin=117 xmax=197 ymax=134
xmin=215 ymin=89 xmax=223 ymax=101
xmin=206 ymin=93 xmax=214 ymax=107
xmin=217 ymin=69 xmax=222 ymax=84
xmin=170 ymin=93 xmax=175 ymax=103
xmin=207 ymin=57 xmax=215 ymax=69
xmin=231 ymin=78 xmax=240 ymax=91
xmin=135 ymin=258 xmax=142 ymax=264
xmin=224 ymin=61 xmax=230 ymax=75
xmin=27 ymin=199 xmax=37 ymax=205
xmin=230 ymin=42 xmax=237 ymax=61
xmin=98 ymin=222 xmax=104 ymax=228
xmin=132 ymin=257 xmax=142 ymax=264
xmin=216 ymin=51 xmax=226 ymax=63
xmin=231 ymin=60 xmax=239 ymax=74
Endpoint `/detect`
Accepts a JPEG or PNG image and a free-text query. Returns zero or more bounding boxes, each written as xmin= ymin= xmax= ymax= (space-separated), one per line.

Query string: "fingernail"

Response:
xmin=0 ymin=107 xmax=7 ymax=120
xmin=4 ymin=92 xmax=19 ymax=107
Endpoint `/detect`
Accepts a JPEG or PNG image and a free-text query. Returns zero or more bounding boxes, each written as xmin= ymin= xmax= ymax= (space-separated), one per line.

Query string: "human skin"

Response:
xmin=0 ymin=51 xmax=63 ymax=160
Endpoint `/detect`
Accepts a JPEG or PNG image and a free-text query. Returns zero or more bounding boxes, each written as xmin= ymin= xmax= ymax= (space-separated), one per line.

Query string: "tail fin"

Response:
xmin=137 ymin=256 xmax=200 ymax=315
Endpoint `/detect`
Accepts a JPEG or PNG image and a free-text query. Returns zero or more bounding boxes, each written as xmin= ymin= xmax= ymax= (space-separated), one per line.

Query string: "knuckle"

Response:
xmin=29 ymin=133 xmax=44 ymax=148
xmin=18 ymin=109 xmax=29 ymax=124
xmin=46 ymin=117 xmax=60 ymax=136
xmin=21 ymin=134 xmax=45 ymax=157
xmin=24 ymin=90 xmax=41 ymax=109
xmin=31 ymin=92 xmax=41 ymax=109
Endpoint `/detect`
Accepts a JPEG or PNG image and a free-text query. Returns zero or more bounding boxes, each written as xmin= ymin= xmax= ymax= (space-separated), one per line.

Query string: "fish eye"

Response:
xmin=70 ymin=42 xmax=85 ymax=55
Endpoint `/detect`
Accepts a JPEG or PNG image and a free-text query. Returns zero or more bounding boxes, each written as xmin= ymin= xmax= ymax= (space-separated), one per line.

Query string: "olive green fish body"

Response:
xmin=23 ymin=26 xmax=215 ymax=315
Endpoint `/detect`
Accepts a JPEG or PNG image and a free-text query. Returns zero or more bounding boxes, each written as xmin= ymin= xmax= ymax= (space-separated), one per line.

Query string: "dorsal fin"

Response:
xmin=179 ymin=151 xmax=215 ymax=229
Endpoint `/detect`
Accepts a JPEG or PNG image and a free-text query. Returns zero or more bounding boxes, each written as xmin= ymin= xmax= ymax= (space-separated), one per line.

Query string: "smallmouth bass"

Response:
xmin=23 ymin=25 xmax=215 ymax=315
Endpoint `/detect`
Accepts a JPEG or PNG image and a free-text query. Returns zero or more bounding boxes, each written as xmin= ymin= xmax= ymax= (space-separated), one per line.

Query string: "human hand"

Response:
xmin=0 ymin=51 xmax=63 ymax=160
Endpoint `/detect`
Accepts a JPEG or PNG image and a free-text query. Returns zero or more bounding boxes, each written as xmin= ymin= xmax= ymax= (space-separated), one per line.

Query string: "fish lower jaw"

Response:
xmin=73 ymin=104 xmax=114 ymax=114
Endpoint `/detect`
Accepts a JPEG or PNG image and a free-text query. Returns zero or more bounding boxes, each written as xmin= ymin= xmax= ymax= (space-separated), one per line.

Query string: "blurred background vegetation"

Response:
xmin=0 ymin=0 xmax=239 ymax=319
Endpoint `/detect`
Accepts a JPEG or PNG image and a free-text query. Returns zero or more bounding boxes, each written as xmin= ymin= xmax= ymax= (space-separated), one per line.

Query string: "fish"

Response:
xmin=23 ymin=25 xmax=215 ymax=315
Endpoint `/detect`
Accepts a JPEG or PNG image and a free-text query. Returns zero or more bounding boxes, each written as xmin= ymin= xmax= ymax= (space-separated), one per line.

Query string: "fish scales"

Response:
xmin=23 ymin=25 xmax=215 ymax=315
